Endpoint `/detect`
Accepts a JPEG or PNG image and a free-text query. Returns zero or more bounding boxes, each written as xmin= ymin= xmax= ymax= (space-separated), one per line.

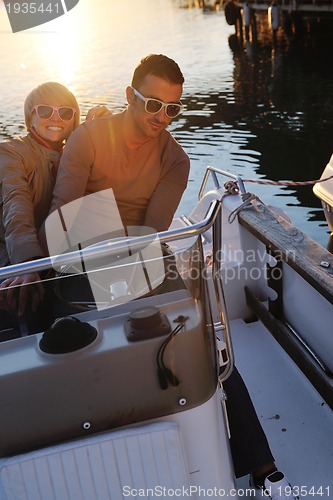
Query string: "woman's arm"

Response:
xmin=0 ymin=143 xmax=44 ymax=264
xmin=0 ymin=143 xmax=45 ymax=314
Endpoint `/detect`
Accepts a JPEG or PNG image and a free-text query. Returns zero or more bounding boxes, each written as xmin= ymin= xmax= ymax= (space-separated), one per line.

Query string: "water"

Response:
xmin=1 ymin=0 xmax=333 ymax=246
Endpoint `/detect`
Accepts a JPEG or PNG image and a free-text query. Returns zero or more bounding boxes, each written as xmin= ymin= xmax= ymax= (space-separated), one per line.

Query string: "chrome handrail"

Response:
xmin=0 ymin=199 xmax=221 ymax=280
xmin=198 ymin=165 xmax=247 ymax=200
xmin=211 ymin=195 xmax=234 ymax=381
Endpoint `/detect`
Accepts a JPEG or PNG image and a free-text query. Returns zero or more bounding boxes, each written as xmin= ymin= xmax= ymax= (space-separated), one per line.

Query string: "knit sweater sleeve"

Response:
xmin=49 ymin=123 xmax=94 ymax=214
xmin=143 ymin=136 xmax=190 ymax=232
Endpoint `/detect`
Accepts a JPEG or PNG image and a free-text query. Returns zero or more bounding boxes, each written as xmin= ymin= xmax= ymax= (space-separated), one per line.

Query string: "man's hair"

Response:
xmin=24 ymin=82 xmax=80 ymax=131
xmin=131 ymin=54 xmax=184 ymax=89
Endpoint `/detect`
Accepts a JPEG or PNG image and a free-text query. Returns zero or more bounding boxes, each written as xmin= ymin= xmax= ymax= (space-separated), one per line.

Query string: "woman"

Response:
xmin=0 ymin=82 xmax=108 ymax=319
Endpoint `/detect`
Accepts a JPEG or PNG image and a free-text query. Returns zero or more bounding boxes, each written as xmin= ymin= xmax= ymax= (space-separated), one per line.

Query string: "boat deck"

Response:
xmin=232 ymin=318 xmax=333 ymax=497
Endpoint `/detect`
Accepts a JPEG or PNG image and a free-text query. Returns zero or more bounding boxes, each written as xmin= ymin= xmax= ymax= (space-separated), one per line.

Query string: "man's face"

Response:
xmin=128 ymin=74 xmax=183 ymax=140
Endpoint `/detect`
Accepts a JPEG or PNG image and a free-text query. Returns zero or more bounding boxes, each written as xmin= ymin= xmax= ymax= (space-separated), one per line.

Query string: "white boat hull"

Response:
xmin=1 ymin=166 xmax=333 ymax=498
xmin=313 ymin=153 xmax=333 ymax=232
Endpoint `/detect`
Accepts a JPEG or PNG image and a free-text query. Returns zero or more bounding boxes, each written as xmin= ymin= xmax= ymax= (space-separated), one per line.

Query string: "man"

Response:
xmin=45 ymin=54 xmax=190 ymax=234
xmin=42 ymin=54 xmax=296 ymax=500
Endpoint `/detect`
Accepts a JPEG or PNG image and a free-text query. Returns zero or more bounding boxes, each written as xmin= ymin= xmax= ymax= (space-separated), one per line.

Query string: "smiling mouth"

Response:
xmin=47 ymin=126 xmax=63 ymax=131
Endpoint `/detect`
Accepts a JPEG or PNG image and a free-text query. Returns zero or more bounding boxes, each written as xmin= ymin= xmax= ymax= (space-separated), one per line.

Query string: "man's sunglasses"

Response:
xmin=32 ymin=104 xmax=76 ymax=122
xmin=132 ymin=88 xmax=184 ymax=118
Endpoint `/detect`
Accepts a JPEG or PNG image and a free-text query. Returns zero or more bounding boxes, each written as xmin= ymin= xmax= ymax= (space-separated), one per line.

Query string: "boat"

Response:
xmin=313 ymin=153 xmax=333 ymax=234
xmin=0 ymin=166 xmax=333 ymax=499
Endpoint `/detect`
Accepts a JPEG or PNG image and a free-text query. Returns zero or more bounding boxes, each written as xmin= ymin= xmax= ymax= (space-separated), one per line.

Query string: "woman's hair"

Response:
xmin=24 ymin=82 xmax=80 ymax=131
xmin=131 ymin=54 xmax=184 ymax=89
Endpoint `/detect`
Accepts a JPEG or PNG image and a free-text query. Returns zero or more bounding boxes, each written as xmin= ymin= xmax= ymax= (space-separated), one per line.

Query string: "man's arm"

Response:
xmin=49 ymin=124 xmax=94 ymax=214
xmin=38 ymin=124 xmax=94 ymax=255
xmin=144 ymin=143 xmax=190 ymax=232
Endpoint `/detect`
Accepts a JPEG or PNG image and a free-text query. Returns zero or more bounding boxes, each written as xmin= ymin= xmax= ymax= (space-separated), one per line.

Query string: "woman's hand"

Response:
xmin=85 ymin=105 xmax=112 ymax=121
xmin=0 ymin=273 xmax=44 ymax=316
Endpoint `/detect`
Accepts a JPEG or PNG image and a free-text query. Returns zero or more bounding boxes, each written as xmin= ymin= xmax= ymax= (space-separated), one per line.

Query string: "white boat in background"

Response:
xmin=313 ymin=153 xmax=333 ymax=233
xmin=0 ymin=166 xmax=333 ymax=499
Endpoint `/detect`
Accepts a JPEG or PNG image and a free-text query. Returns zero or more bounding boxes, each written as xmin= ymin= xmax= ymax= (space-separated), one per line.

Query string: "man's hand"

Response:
xmin=0 ymin=273 xmax=44 ymax=316
xmin=85 ymin=106 xmax=112 ymax=121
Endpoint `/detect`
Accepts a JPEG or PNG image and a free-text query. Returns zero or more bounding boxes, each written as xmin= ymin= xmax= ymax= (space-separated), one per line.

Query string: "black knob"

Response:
xmin=39 ymin=316 xmax=97 ymax=354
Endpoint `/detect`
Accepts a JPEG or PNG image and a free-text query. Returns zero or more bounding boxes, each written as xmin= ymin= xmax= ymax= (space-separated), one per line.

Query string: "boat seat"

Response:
xmin=0 ymin=422 xmax=190 ymax=500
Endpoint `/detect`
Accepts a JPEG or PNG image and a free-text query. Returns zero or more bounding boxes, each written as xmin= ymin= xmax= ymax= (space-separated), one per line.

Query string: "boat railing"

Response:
xmin=0 ymin=199 xmax=221 ymax=280
xmin=198 ymin=165 xmax=247 ymax=200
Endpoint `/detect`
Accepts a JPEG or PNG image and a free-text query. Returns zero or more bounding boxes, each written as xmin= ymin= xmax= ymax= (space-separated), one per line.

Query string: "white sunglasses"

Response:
xmin=132 ymin=88 xmax=184 ymax=118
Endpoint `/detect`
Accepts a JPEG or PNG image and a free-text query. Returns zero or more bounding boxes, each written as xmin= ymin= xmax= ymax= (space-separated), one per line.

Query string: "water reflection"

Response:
xmin=225 ymin=26 xmax=333 ymax=240
xmin=0 ymin=0 xmax=332 ymax=245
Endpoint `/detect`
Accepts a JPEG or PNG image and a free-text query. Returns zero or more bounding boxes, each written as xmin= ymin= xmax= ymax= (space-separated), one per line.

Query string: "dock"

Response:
xmin=235 ymin=0 xmax=333 ymax=14
xmin=183 ymin=0 xmax=333 ymax=44
xmin=219 ymin=0 xmax=333 ymax=44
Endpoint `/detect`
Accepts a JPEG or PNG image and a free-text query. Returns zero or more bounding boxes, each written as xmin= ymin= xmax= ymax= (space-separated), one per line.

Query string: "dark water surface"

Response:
xmin=0 ymin=0 xmax=332 ymax=245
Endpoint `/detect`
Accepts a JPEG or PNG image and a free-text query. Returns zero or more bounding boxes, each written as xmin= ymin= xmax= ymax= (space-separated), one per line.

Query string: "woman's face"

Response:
xmin=30 ymin=98 xmax=76 ymax=149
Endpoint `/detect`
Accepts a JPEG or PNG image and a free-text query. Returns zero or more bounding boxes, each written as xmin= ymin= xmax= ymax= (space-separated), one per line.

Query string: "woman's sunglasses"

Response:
xmin=32 ymin=104 xmax=76 ymax=122
xmin=132 ymin=88 xmax=184 ymax=118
